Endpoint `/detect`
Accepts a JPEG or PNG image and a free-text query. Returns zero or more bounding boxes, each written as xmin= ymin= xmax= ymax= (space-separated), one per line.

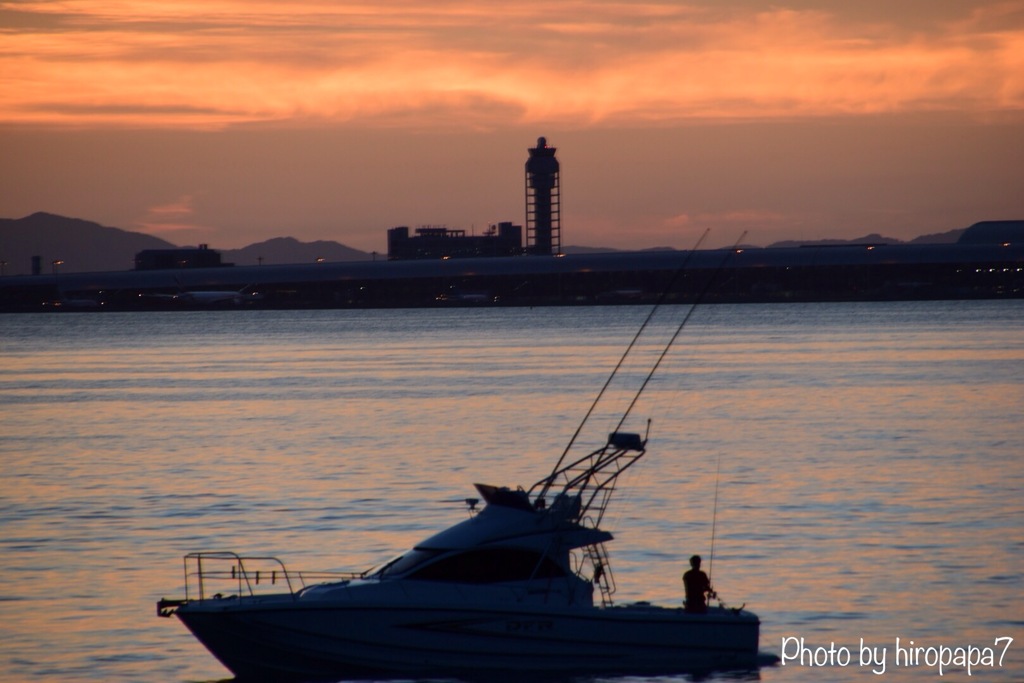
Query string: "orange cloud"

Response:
xmin=137 ymin=194 xmax=213 ymax=238
xmin=667 ymin=210 xmax=789 ymax=228
xmin=1 ymin=1 xmax=1022 ymax=129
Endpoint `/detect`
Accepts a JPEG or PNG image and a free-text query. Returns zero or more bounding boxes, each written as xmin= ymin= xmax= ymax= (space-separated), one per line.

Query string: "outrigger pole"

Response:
xmin=532 ymin=232 xmax=747 ymax=517
xmin=542 ymin=229 xmax=710 ymax=480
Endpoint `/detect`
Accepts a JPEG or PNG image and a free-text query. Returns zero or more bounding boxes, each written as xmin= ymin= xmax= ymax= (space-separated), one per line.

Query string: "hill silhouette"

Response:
xmin=222 ymin=237 xmax=372 ymax=266
xmin=0 ymin=213 xmax=371 ymax=275
xmin=1 ymin=211 xmax=971 ymax=276
xmin=0 ymin=212 xmax=176 ymax=275
xmin=765 ymin=230 xmax=963 ymax=249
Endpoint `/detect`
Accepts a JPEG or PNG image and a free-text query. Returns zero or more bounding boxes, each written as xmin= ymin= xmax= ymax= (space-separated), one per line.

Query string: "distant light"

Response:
xmin=1003 ymin=242 xmax=1011 ymax=247
xmin=316 ymin=257 xmax=325 ymax=263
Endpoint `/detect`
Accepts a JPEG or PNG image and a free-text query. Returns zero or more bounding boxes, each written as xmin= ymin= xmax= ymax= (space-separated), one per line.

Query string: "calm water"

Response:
xmin=1 ymin=302 xmax=1022 ymax=682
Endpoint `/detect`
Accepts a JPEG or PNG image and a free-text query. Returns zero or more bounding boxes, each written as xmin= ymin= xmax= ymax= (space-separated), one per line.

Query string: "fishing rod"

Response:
xmin=708 ymin=451 xmax=722 ymax=582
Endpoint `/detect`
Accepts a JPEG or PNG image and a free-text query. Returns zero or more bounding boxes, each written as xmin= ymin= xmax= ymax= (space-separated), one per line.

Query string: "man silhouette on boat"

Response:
xmin=683 ymin=555 xmax=715 ymax=613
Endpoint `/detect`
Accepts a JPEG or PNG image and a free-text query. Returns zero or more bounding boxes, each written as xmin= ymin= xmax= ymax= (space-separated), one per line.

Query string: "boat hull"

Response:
xmin=176 ymin=597 xmax=762 ymax=681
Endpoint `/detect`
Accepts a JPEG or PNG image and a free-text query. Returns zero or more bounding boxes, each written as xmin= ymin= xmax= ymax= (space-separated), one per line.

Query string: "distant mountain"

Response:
xmin=223 ymin=237 xmax=372 ymax=266
xmin=766 ymin=233 xmax=904 ymax=249
xmin=562 ymin=245 xmax=678 ymax=255
xmin=561 ymin=245 xmax=620 ymax=254
xmin=909 ymin=228 xmax=964 ymax=244
xmin=766 ymin=229 xmax=965 ymax=249
xmin=572 ymin=230 xmax=968 ymax=254
xmin=0 ymin=212 xmax=176 ymax=275
xmin=0 ymin=212 xmax=989 ymax=276
xmin=0 ymin=213 xmax=371 ymax=275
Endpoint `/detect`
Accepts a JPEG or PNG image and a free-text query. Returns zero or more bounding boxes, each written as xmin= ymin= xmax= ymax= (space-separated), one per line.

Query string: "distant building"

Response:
xmin=957 ymin=220 xmax=1024 ymax=245
xmin=387 ymin=223 xmax=523 ymax=260
xmin=135 ymin=244 xmax=231 ymax=270
xmin=4 ymin=236 xmax=1023 ymax=312
xmin=525 ymin=137 xmax=560 ymax=255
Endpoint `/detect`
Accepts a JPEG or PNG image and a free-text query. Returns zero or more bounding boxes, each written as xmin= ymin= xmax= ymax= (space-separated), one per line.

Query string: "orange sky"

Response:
xmin=2 ymin=0 xmax=1023 ymax=251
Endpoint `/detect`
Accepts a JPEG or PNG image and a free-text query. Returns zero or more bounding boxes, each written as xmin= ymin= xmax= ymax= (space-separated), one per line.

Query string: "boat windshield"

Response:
xmin=406 ymin=547 xmax=566 ymax=584
xmin=373 ymin=548 xmax=442 ymax=578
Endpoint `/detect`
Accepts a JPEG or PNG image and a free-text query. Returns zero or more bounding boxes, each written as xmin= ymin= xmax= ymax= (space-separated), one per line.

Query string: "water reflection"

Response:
xmin=0 ymin=302 xmax=1022 ymax=682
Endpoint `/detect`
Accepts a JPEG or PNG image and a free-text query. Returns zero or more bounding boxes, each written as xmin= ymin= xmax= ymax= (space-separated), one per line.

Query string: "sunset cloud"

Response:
xmin=137 ymin=195 xmax=213 ymax=240
xmin=2 ymin=1 xmax=1022 ymax=129
xmin=2 ymin=2 xmax=1021 ymax=252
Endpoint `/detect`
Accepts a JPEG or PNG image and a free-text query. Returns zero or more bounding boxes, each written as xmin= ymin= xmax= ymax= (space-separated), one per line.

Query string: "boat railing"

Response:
xmin=530 ymin=433 xmax=647 ymax=528
xmin=179 ymin=551 xmax=362 ymax=602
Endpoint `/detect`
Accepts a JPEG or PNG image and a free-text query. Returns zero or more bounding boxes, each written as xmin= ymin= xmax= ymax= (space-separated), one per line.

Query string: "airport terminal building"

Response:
xmin=2 ymin=135 xmax=1020 ymax=311
xmin=1 ymin=221 xmax=1021 ymax=311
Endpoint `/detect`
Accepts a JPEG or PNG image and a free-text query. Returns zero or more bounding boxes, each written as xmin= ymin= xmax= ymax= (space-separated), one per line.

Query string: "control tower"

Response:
xmin=525 ymin=137 xmax=560 ymax=255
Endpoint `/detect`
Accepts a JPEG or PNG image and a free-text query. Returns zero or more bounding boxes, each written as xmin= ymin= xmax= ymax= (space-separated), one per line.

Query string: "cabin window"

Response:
xmin=376 ymin=549 xmax=441 ymax=578
xmin=407 ymin=548 xmax=565 ymax=583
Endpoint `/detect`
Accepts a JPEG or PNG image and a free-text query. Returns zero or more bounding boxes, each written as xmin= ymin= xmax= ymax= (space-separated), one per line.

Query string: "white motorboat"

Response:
xmin=157 ymin=271 xmax=772 ymax=681
xmin=158 ymin=431 xmax=765 ymax=681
